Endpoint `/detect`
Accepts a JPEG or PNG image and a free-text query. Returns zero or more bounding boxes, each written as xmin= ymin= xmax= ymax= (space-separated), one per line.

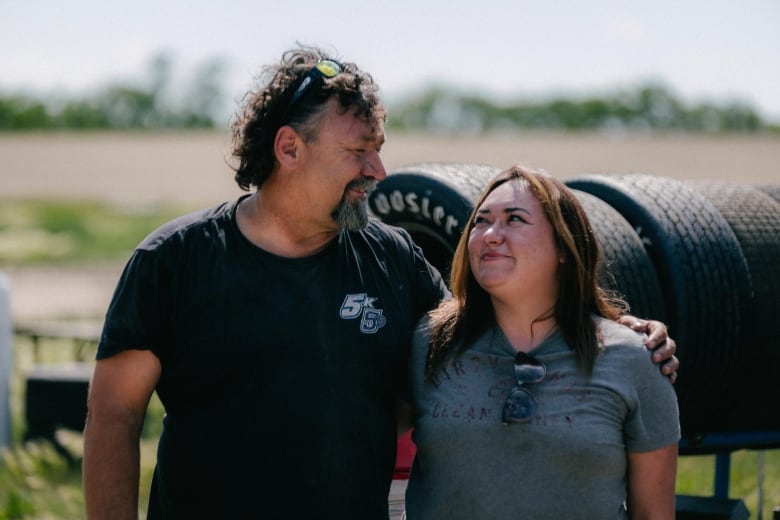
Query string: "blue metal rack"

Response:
xmin=677 ymin=430 xmax=780 ymax=518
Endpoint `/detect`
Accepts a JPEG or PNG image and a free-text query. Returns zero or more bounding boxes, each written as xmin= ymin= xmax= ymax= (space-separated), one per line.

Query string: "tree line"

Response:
xmin=386 ymin=84 xmax=772 ymax=134
xmin=0 ymin=54 xmax=774 ymax=133
xmin=0 ymin=53 xmax=228 ymax=131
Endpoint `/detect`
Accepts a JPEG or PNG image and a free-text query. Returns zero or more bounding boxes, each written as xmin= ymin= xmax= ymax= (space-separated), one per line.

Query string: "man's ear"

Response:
xmin=274 ymin=125 xmax=300 ymax=169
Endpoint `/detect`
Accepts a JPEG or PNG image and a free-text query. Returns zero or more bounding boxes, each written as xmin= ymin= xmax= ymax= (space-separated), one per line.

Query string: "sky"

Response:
xmin=2 ymin=0 xmax=780 ymax=123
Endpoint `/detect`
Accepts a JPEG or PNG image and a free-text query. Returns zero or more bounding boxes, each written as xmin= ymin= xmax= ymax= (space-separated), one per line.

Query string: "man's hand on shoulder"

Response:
xmin=618 ymin=315 xmax=679 ymax=384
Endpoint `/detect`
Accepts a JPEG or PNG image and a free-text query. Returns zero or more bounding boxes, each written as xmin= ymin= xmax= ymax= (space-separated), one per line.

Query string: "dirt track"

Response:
xmin=2 ymin=132 xmax=779 ymax=205
xmin=2 ymin=131 xmax=779 ymax=322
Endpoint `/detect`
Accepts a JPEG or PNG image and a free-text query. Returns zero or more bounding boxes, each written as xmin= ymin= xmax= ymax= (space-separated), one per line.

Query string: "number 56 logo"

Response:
xmin=340 ymin=293 xmax=387 ymax=334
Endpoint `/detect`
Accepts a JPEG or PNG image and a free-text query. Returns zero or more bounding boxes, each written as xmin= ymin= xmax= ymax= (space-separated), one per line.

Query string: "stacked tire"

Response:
xmin=369 ymin=164 xmax=780 ymax=439
xmin=566 ymin=174 xmax=779 ymax=437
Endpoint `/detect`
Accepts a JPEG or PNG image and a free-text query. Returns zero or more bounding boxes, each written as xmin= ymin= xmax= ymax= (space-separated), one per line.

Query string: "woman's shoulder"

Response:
xmin=592 ymin=317 xmax=666 ymax=386
xmin=594 ymin=315 xmax=648 ymax=355
xmin=414 ymin=313 xmax=433 ymax=335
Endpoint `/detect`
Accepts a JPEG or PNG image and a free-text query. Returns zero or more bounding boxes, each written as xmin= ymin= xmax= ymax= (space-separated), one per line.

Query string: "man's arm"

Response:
xmin=618 ymin=315 xmax=679 ymax=383
xmin=83 ymin=349 xmax=161 ymax=520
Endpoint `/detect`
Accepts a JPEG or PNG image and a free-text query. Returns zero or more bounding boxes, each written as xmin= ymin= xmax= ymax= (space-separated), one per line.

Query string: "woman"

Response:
xmin=404 ymin=166 xmax=679 ymax=519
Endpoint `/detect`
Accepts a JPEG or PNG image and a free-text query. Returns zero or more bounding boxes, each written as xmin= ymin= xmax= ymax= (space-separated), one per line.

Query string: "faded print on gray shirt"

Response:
xmin=405 ymin=316 xmax=680 ymax=520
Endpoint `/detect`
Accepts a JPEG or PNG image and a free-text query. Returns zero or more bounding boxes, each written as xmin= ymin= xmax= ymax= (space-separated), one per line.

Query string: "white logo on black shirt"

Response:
xmin=339 ymin=293 xmax=387 ymax=334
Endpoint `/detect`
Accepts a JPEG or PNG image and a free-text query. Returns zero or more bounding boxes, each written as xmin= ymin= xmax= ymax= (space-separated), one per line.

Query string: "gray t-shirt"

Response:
xmin=406 ymin=316 xmax=680 ymax=519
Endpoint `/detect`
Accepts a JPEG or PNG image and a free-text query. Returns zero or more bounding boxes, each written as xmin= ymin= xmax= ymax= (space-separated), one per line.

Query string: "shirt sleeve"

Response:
xmin=97 ymin=247 xmax=174 ymax=362
xmin=622 ymin=347 xmax=681 ymax=453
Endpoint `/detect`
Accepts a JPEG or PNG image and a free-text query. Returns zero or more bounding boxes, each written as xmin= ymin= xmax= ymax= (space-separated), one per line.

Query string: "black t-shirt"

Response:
xmin=98 ymin=197 xmax=449 ymax=519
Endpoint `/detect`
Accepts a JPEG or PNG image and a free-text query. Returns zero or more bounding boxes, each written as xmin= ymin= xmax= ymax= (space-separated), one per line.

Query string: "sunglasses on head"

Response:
xmin=502 ymin=351 xmax=546 ymax=425
xmin=288 ymin=59 xmax=344 ymax=108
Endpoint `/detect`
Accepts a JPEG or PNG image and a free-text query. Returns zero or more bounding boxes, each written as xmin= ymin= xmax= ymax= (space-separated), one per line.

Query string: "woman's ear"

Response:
xmin=274 ymin=125 xmax=299 ymax=169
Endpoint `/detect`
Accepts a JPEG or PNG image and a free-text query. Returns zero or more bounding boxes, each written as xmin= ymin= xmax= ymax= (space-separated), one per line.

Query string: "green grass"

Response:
xmin=0 ymin=336 xmax=162 ymax=519
xmin=0 ymin=198 xmax=180 ymax=517
xmin=677 ymin=450 xmax=780 ymax=517
xmin=0 ymin=408 xmax=163 ymax=520
xmin=0 ymin=199 xmax=195 ymax=265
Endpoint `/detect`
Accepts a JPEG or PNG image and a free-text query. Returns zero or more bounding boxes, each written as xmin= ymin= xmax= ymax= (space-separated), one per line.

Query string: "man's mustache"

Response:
xmin=346 ymin=178 xmax=378 ymax=194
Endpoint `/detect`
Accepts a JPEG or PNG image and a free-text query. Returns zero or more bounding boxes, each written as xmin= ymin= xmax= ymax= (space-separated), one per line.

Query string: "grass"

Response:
xmin=0 ymin=198 xmax=180 ymax=518
xmin=0 ymin=199 xmax=196 ymax=265
xmin=1 ymin=199 xmax=779 ymax=517
xmin=0 ymin=337 xmax=162 ymax=519
xmin=677 ymin=451 xmax=780 ymax=517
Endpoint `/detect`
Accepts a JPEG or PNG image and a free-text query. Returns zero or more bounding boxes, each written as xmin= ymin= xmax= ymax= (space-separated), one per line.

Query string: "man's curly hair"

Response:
xmin=229 ymin=46 xmax=387 ymax=191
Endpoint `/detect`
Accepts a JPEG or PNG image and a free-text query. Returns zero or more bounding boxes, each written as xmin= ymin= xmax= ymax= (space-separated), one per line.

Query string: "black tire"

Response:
xmin=754 ymin=183 xmax=780 ymax=204
xmin=369 ymin=162 xmax=501 ymax=277
xmin=686 ymin=181 xmax=780 ymax=431
xmin=570 ymin=190 xmax=667 ymax=323
xmin=565 ymin=174 xmax=752 ymax=435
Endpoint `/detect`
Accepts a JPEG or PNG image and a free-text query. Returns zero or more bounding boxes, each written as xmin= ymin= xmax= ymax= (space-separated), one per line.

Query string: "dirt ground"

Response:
xmin=1 ymin=131 xmax=779 ymax=323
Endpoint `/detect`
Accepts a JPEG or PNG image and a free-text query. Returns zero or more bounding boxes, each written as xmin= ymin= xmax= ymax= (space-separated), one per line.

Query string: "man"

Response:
xmin=83 ymin=46 xmax=677 ymax=519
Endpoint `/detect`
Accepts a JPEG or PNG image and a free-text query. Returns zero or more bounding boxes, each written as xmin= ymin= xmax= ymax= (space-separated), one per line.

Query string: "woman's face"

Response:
xmin=467 ymin=180 xmax=562 ymax=301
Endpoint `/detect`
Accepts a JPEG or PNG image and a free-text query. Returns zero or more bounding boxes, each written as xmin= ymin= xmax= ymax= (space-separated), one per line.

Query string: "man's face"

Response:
xmin=298 ymin=99 xmax=387 ymax=231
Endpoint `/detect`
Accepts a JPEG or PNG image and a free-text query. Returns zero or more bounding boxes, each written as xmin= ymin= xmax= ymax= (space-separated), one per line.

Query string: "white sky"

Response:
xmin=2 ymin=0 xmax=779 ymax=122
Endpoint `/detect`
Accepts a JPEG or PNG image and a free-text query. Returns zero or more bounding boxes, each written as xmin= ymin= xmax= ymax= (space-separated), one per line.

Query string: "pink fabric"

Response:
xmin=393 ymin=430 xmax=416 ymax=479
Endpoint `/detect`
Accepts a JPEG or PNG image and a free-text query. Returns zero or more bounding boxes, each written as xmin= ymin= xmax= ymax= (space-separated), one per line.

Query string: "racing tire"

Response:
xmin=754 ymin=183 xmax=780 ymax=204
xmin=369 ymin=162 xmax=501 ymax=277
xmin=570 ymin=189 xmax=666 ymax=322
xmin=686 ymin=181 xmax=780 ymax=431
xmin=564 ymin=174 xmax=752 ymax=435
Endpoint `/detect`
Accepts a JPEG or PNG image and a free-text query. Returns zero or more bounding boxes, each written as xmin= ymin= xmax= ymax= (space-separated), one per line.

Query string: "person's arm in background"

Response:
xmin=627 ymin=443 xmax=678 ymax=519
xmin=83 ymin=349 xmax=161 ymax=520
xmin=619 ymin=316 xmax=679 ymax=383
